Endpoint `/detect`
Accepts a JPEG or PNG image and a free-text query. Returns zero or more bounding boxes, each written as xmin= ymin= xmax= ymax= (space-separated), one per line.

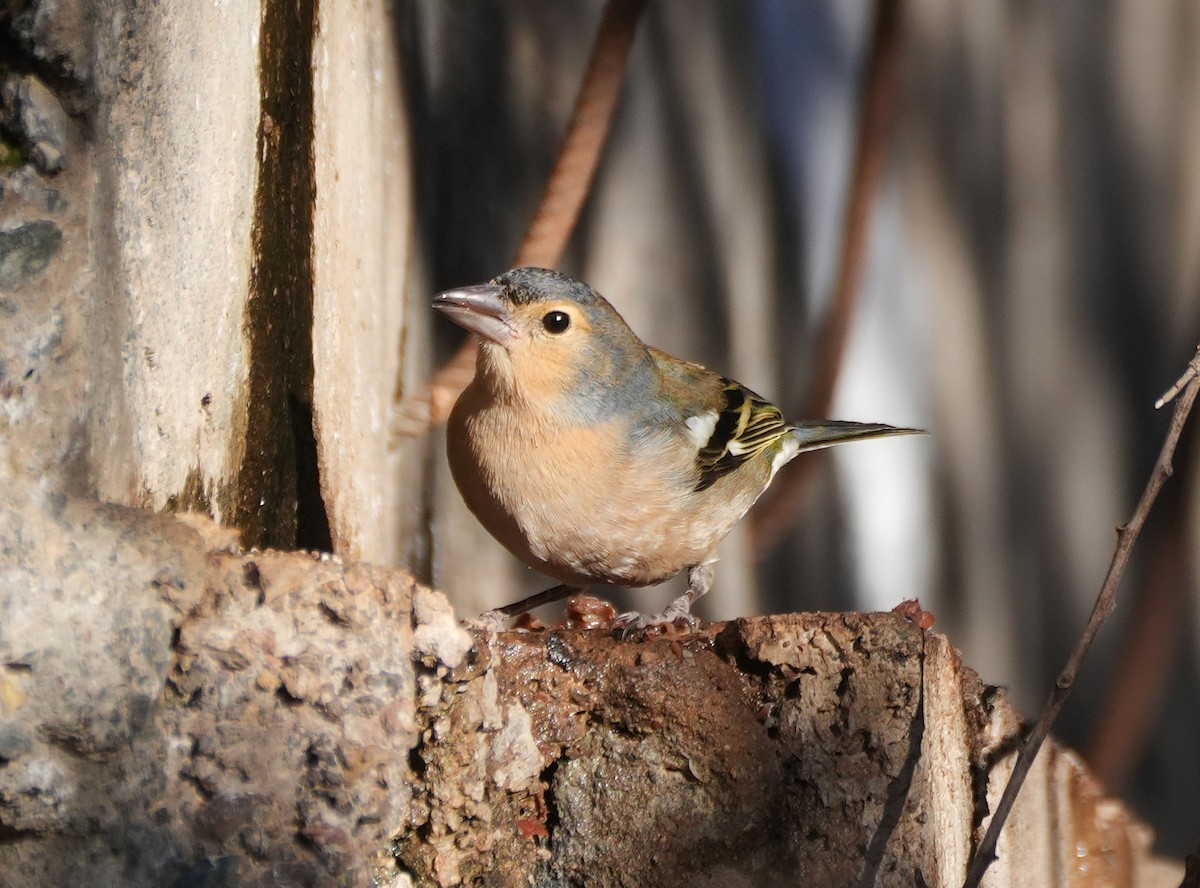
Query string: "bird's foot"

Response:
xmin=468 ymin=609 xmax=513 ymax=634
xmin=460 ymin=610 xmax=511 ymax=650
xmin=612 ymin=594 xmax=701 ymax=638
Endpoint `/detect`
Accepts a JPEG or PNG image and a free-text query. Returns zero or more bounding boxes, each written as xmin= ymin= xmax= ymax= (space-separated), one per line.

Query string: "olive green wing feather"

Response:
xmin=694 ymin=380 xmax=795 ymax=491
xmin=643 ymin=348 xmax=922 ymax=493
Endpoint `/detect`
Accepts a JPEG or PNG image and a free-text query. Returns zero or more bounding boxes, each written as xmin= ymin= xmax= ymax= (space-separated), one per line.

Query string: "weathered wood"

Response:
xmin=311 ymin=0 xmax=427 ymax=564
xmin=0 ymin=0 xmax=428 ymax=561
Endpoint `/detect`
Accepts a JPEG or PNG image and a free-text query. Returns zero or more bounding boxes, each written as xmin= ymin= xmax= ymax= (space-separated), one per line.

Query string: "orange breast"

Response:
xmin=447 ymin=381 xmax=765 ymax=588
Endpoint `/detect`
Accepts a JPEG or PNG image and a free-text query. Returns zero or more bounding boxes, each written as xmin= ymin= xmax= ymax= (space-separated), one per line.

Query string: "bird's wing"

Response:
xmin=692 ymin=380 xmax=795 ymax=491
xmin=645 ymin=349 xmax=795 ymax=492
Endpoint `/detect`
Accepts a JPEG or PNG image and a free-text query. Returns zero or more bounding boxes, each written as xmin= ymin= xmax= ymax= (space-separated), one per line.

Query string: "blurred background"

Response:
xmin=403 ymin=0 xmax=1200 ymax=855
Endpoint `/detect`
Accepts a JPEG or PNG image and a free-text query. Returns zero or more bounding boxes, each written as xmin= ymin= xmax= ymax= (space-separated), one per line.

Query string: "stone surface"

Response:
xmin=395 ymin=613 xmax=1175 ymax=888
xmin=0 ymin=74 xmax=72 ymax=173
xmin=0 ymin=483 xmax=1177 ymax=886
xmin=7 ymin=0 xmax=94 ymax=89
xmin=0 ymin=219 xmax=62 ymax=289
xmin=0 ymin=483 xmax=434 ymax=887
xmin=0 ymin=21 xmax=89 ymax=498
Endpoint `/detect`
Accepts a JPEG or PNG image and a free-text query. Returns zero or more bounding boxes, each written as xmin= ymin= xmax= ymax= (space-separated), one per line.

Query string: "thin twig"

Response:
xmin=1156 ymin=361 xmax=1198 ymax=408
xmin=750 ymin=0 xmax=904 ymax=555
xmin=1085 ymin=466 xmax=1189 ymax=789
xmin=961 ymin=343 xmax=1200 ymax=888
xmin=392 ymin=0 xmax=645 ymax=439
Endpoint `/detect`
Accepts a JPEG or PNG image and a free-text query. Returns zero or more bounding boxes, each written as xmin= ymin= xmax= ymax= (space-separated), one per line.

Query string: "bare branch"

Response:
xmin=962 ymin=343 xmax=1200 ymax=888
xmin=1156 ymin=356 xmax=1199 ymax=408
xmin=1085 ymin=477 xmax=1188 ymax=789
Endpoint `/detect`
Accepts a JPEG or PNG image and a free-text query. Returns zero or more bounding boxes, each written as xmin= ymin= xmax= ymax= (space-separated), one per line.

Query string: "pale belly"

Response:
xmin=447 ymin=390 xmax=766 ymax=588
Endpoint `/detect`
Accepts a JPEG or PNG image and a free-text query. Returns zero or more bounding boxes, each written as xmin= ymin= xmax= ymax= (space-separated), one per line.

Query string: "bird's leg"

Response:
xmin=613 ymin=563 xmax=714 ymax=634
xmin=474 ymin=583 xmax=582 ymax=630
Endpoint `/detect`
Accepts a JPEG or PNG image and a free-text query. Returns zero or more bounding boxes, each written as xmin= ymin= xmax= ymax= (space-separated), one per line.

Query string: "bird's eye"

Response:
xmin=542 ymin=310 xmax=571 ymax=334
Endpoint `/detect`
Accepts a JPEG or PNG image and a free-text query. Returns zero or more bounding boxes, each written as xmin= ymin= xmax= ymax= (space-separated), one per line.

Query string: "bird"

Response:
xmin=433 ymin=266 xmax=921 ymax=631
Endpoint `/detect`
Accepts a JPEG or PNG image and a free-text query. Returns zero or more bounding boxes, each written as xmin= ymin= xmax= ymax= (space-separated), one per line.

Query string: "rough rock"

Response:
xmin=0 ymin=485 xmax=432 ymax=887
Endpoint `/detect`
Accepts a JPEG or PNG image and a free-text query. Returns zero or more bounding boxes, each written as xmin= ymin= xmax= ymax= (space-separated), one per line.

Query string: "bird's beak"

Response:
xmin=432 ymin=284 xmax=519 ymax=345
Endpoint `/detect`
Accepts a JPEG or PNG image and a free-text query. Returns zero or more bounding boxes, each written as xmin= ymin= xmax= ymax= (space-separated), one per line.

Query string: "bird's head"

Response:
xmin=433 ymin=267 xmax=649 ymax=408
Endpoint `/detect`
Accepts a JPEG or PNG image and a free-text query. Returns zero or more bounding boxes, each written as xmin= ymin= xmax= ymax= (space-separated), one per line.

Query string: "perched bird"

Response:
xmin=434 ymin=267 xmax=920 ymax=630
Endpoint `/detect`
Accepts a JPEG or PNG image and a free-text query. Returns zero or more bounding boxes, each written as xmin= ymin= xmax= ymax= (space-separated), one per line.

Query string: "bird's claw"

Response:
xmin=611 ymin=602 xmax=700 ymax=639
xmin=465 ymin=608 xmax=511 ymax=637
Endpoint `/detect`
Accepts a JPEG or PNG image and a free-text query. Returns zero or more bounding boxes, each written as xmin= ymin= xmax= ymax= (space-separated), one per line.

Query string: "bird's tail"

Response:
xmin=791 ymin=421 xmax=924 ymax=453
